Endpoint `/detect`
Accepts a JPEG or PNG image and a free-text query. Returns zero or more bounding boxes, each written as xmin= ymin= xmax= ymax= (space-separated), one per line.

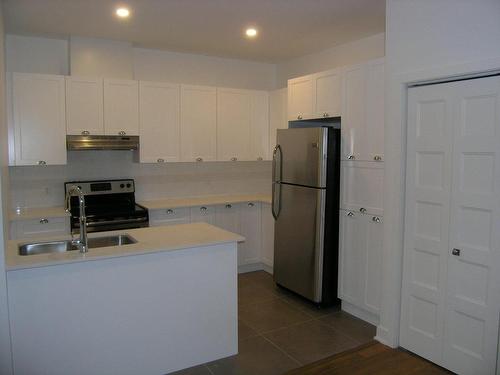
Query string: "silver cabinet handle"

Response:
xmin=452 ymin=248 xmax=461 ymax=256
xmin=359 ymin=207 xmax=367 ymax=213
xmin=200 ymin=206 xmax=207 ymax=211
xmin=323 ymin=112 xmax=329 ymax=118
xmin=372 ymin=216 xmax=381 ymax=223
xmin=347 ymin=154 xmax=355 ymax=160
xmin=257 ymin=156 xmax=263 ymax=161
xmin=38 ymin=160 xmax=47 ymax=166
xmin=230 ymin=157 xmax=237 ymax=161
xmin=39 ymin=218 xmax=49 ymax=224
xmin=166 ymin=209 xmax=174 ymax=214
xmin=196 ymin=157 xmax=203 ymax=162
xmin=225 ymin=204 xmax=232 ymax=209
xmin=157 ymin=158 xmax=165 ymax=163
xmin=81 ymin=130 xmax=90 ymax=135
xmin=248 ymin=202 xmax=254 ymax=207
xmin=297 ymin=115 xmax=303 ymax=120
xmin=347 ymin=211 xmax=354 ymax=217
xmin=373 ymin=155 xmax=382 ymax=161
xmin=118 ymin=131 xmax=126 ymax=135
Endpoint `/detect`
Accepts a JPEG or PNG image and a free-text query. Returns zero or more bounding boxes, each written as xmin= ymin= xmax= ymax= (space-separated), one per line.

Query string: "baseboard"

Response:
xmin=261 ymin=263 xmax=273 ymax=275
xmin=341 ymin=301 xmax=380 ymax=326
xmin=238 ymin=262 xmax=273 ymax=275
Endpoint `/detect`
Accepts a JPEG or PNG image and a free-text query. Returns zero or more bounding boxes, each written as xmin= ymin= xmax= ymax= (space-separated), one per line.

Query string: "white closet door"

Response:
xmin=442 ymin=76 xmax=500 ymax=375
xmin=342 ymin=66 xmax=366 ymax=160
xmin=364 ymin=61 xmax=385 ymax=161
xmin=401 ymin=83 xmax=454 ymax=363
xmin=364 ymin=213 xmax=383 ymax=314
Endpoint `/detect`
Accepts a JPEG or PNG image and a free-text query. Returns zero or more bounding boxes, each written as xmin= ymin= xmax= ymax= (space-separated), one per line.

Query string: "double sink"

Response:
xmin=19 ymin=234 xmax=137 ymax=256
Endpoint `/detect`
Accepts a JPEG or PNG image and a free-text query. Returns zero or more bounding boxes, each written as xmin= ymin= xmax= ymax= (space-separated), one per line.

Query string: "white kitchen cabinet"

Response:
xmin=249 ymin=91 xmax=270 ymax=161
xmin=239 ymin=202 xmax=261 ymax=266
xmin=269 ymin=88 xmax=288 ymax=158
xmin=341 ymin=160 xmax=384 ymax=216
xmin=260 ymin=203 xmax=275 ymax=269
xmin=180 ymin=85 xmax=217 ymax=162
xmin=149 ymin=207 xmax=191 ymax=227
xmin=65 ymin=77 xmax=104 ymax=135
xmin=216 ymin=88 xmax=251 ymax=161
xmin=215 ymin=203 xmax=240 ymax=234
xmin=139 ymin=81 xmax=180 ymax=163
xmin=341 ymin=58 xmax=384 ymax=161
xmin=12 ymin=73 xmax=67 ymax=166
xmin=338 ymin=209 xmax=383 ymax=319
xmin=10 ymin=217 xmax=69 ymax=240
xmin=287 ymin=68 xmax=342 ymax=121
xmin=190 ymin=205 xmax=216 ymax=225
xmin=103 ymin=78 xmax=139 ymax=136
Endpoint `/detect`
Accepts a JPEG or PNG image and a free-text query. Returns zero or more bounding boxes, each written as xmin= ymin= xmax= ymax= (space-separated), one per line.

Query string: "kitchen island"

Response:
xmin=6 ymin=223 xmax=242 ymax=375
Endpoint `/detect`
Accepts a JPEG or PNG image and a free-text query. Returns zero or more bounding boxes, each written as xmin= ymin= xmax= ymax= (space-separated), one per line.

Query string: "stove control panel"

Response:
xmin=65 ymin=179 xmax=135 ymax=196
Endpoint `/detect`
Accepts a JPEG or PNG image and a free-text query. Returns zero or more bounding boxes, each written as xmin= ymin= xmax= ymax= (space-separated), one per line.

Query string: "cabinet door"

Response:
xmin=338 ymin=209 xmax=366 ymax=306
xmin=341 ymin=161 xmax=384 ymax=216
xmin=287 ymin=76 xmax=314 ymax=121
xmin=216 ymin=88 xmax=251 ymax=161
xmin=65 ymin=77 xmax=104 ymax=135
xmin=269 ymin=88 xmax=288 ymax=158
xmin=363 ymin=214 xmax=383 ymax=314
xmin=103 ymin=79 xmax=139 ymax=136
xmin=364 ymin=60 xmax=385 ymax=161
xmin=215 ymin=203 xmax=240 ymax=234
xmin=12 ymin=73 xmax=67 ymax=166
xmin=342 ymin=66 xmax=366 ymax=160
xmin=139 ymin=81 xmax=180 ymax=163
xmin=249 ymin=91 xmax=270 ymax=161
xmin=314 ymin=69 xmax=342 ymax=118
xmin=190 ymin=205 xmax=216 ymax=225
xmin=180 ymin=85 xmax=217 ymax=162
xmin=260 ymin=203 xmax=275 ymax=268
xmin=149 ymin=207 xmax=191 ymax=227
xmin=239 ymin=202 xmax=261 ymax=266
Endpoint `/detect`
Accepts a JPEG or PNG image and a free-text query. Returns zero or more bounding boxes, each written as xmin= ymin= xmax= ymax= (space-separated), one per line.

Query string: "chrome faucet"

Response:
xmin=65 ymin=185 xmax=88 ymax=253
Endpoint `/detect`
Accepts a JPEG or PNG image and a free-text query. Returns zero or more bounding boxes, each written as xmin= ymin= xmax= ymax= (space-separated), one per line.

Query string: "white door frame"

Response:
xmin=375 ymin=56 xmax=500 ymax=348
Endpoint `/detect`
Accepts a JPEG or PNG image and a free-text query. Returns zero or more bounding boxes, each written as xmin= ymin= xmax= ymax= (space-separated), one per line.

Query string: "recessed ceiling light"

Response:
xmin=245 ymin=28 xmax=258 ymax=38
xmin=115 ymin=7 xmax=130 ymax=18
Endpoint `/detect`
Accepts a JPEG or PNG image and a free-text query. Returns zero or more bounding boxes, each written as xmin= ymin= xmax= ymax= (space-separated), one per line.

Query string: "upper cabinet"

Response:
xmin=249 ymin=91 xmax=270 ymax=161
xmin=287 ymin=68 xmax=342 ymax=121
xmin=12 ymin=73 xmax=67 ymax=166
xmin=65 ymin=77 xmax=104 ymax=135
xmin=103 ymin=79 xmax=139 ymax=136
xmin=269 ymin=88 xmax=288 ymax=157
xmin=342 ymin=58 xmax=384 ymax=161
xmin=139 ymin=81 xmax=181 ymax=163
xmin=180 ymin=85 xmax=217 ymax=162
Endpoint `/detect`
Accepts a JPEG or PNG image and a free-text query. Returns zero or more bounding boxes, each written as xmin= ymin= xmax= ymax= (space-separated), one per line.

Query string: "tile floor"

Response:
xmin=171 ymin=271 xmax=376 ymax=375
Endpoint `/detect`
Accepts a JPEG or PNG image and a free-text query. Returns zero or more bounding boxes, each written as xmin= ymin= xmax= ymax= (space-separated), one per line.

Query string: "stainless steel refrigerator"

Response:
xmin=272 ymin=127 xmax=341 ymax=306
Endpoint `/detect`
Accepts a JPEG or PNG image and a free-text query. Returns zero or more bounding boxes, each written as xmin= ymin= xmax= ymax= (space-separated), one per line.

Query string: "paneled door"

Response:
xmin=401 ymin=76 xmax=500 ymax=374
xmin=103 ymin=79 xmax=139 ymax=136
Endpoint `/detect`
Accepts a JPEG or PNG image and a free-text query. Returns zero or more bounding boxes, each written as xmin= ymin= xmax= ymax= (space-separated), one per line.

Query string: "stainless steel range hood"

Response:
xmin=66 ymin=135 xmax=139 ymax=151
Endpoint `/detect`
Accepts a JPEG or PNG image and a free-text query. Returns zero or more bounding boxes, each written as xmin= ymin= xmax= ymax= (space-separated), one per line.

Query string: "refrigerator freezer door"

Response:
xmin=276 ymin=127 xmax=328 ymax=188
xmin=273 ymin=183 xmax=326 ymax=302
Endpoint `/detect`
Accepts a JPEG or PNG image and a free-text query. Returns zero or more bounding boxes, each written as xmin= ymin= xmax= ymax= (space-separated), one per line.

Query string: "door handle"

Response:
xmin=272 ymin=145 xmax=282 ymax=220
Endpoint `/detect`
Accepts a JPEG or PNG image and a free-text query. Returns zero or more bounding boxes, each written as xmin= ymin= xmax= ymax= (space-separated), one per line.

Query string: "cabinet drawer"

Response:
xmin=190 ymin=205 xmax=216 ymax=225
xmin=341 ymin=161 xmax=384 ymax=216
xmin=11 ymin=217 xmax=69 ymax=240
xmin=149 ymin=207 xmax=191 ymax=227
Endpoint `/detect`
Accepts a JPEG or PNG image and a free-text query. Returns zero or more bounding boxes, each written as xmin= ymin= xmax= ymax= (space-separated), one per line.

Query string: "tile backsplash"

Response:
xmin=9 ymin=151 xmax=272 ymax=209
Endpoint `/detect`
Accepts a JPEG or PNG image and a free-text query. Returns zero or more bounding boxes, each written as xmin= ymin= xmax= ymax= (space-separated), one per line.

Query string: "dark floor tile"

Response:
xmin=238 ymin=283 xmax=279 ymax=307
xmin=263 ymin=319 xmax=360 ymax=365
xmin=319 ymin=311 xmax=376 ymax=344
xmin=279 ymin=293 xmax=341 ymax=318
xmin=207 ymin=336 xmax=299 ymax=375
xmin=167 ymin=364 xmax=212 ymax=375
xmin=239 ymin=298 xmax=312 ymax=333
xmin=238 ymin=319 xmax=259 ymax=341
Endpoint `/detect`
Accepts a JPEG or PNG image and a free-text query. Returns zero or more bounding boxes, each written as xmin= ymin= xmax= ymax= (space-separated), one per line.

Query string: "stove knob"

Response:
xmin=126 ymin=183 xmax=131 ymax=188
xmin=120 ymin=184 xmax=125 ymax=188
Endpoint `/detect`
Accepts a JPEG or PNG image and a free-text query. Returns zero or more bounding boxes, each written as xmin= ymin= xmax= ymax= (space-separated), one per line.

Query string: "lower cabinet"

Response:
xmin=190 ymin=205 xmax=216 ymax=225
xmin=260 ymin=203 xmax=274 ymax=269
xmin=238 ymin=202 xmax=261 ymax=266
xmin=338 ymin=209 xmax=383 ymax=321
xmin=149 ymin=207 xmax=191 ymax=227
xmin=10 ymin=217 xmax=69 ymax=240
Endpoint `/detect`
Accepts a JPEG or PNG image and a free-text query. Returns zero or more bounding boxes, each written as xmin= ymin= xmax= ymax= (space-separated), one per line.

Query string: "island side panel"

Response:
xmin=7 ymin=243 xmax=238 ymax=375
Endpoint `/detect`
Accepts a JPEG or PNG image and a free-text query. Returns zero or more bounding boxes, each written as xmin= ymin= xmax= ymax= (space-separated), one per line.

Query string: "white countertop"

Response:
xmin=10 ymin=206 xmax=70 ymax=221
xmin=6 ymin=223 xmax=244 ymax=271
xmin=138 ymin=193 xmax=272 ymax=210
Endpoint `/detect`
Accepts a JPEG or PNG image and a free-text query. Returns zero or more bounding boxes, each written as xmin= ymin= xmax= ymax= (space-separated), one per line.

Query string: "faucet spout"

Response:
xmin=65 ymin=185 xmax=88 ymax=253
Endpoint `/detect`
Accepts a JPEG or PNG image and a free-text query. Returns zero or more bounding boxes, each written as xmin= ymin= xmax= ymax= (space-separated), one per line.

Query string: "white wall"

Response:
xmin=378 ymin=0 xmax=500 ymax=348
xmin=0 ymin=3 xmax=14 ymax=374
xmin=275 ymin=32 xmax=385 ymax=87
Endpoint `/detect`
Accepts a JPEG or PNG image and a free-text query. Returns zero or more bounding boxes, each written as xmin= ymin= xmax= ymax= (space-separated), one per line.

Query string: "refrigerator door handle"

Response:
xmin=272 ymin=145 xmax=282 ymax=220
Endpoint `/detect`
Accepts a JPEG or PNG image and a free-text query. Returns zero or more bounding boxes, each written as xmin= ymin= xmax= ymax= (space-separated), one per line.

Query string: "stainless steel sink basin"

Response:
xmin=18 ymin=234 xmax=137 ymax=256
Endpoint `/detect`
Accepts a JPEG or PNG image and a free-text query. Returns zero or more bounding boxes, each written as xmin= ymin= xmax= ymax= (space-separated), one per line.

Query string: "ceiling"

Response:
xmin=3 ymin=0 xmax=385 ymax=63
